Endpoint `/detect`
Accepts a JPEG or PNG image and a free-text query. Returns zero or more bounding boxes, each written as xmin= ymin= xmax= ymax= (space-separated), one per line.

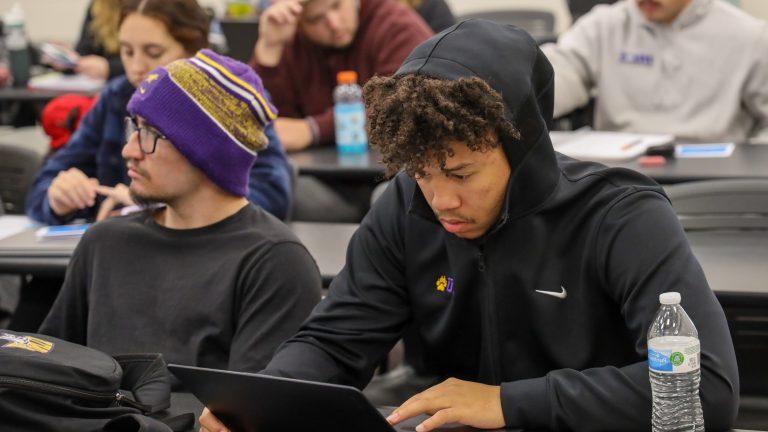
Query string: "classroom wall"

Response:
xmin=446 ymin=0 xmax=573 ymax=34
xmin=740 ymin=0 xmax=768 ymax=21
xmin=0 ymin=0 xmax=764 ymax=46
xmin=0 ymin=0 xmax=89 ymax=45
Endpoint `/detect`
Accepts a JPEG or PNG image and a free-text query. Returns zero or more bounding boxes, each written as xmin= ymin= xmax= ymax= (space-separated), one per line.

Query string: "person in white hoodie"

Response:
xmin=542 ymin=0 xmax=768 ymax=144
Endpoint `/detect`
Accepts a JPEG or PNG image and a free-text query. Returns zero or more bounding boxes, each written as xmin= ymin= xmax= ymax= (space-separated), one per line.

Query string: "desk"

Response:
xmin=170 ymin=392 xmax=499 ymax=431
xmin=0 ymin=86 xmax=100 ymax=126
xmin=0 ymin=221 xmax=358 ymax=287
xmin=0 ymin=218 xmax=766 ymax=298
xmin=288 ymin=142 xmax=768 ymax=184
xmin=613 ymin=144 xmax=768 ymax=183
xmin=289 ymin=147 xmax=386 ymax=181
xmin=687 ymin=230 xmax=768 ymax=298
xmin=290 ymin=222 xmax=357 ymax=286
xmin=0 ymin=87 xmax=95 ymax=103
xmin=0 ymin=125 xmax=50 ymax=156
xmin=168 ymin=392 xmax=759 ymax=432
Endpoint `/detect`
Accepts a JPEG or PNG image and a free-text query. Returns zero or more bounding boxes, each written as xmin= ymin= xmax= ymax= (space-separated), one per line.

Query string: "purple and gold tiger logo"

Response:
xmin=436 ymin=275 xmax=454 ymax=293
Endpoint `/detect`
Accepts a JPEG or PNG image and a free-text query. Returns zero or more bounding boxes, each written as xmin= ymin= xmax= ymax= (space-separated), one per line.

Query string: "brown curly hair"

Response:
xmin=363 ymin=74 xmax=519 ymax=178
xmin=120 ymin=0 xmax=210 ymax=54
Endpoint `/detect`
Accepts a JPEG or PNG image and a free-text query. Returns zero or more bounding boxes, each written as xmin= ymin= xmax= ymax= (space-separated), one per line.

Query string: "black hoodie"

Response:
xmin=263 ymin=20 xmax=739 ymax=431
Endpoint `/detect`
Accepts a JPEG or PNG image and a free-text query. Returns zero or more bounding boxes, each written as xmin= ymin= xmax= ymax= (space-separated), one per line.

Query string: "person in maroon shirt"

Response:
xmin=251 ymin=0 xmax=433 ymax=151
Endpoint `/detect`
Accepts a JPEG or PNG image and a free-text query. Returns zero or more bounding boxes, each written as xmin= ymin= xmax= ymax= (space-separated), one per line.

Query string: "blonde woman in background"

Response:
xmin=74 ymin=0 xmax=124 ymax=79
xmin=400 ymin=0 xmax=455 ymax=33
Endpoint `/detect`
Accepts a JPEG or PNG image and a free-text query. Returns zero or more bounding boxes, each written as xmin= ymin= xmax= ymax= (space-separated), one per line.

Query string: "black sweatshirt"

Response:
xmin=263 ymin=20 xmax=739 ymax=431
xmin=40 ymin=204 xmax=322 ymax=374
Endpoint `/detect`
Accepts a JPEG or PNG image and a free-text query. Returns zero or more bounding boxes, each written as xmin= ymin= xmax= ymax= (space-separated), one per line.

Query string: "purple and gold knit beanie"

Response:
xmin=127 ymin=49 xmax=277 ymax=197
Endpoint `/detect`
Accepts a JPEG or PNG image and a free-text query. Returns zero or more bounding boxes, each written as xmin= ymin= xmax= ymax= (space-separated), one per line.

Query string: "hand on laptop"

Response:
xmin=386 ymin=378 xmax=505 ymax=432
xmin=199 ymin=408 xmax=230 ymax=432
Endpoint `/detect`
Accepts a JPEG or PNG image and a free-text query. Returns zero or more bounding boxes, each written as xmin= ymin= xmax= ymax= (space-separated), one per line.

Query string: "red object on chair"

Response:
xmin=41 ymin=94 xmax=97 ymax=151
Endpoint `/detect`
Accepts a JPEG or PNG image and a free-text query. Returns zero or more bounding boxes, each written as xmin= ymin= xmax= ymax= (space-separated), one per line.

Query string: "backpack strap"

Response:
xmin=103 ymin=414 xmax=173 ymax=432
xmin=102 ymin=413 xmax=195 ymax=432
xmin=113 ymin=354 xmax=172 ymax=414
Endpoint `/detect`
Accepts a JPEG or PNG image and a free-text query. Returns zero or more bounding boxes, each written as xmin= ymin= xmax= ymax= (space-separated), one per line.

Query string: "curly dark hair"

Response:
xmin=363 ymin=74 xmax=519 ymax=178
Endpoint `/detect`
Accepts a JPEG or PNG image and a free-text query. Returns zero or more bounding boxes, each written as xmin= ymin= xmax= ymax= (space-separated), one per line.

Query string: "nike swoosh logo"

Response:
xmin=535 ymin=286 xmax=567 ymax=299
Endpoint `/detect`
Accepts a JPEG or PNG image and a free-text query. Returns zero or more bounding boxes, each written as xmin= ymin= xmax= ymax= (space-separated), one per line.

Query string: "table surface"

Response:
xmin=0 ymin=218 xmax=766 ymax=297
xmin=0 ymin=221 xmax=358 ymax=286
xmin=170 ymin=392 xmax=497 ymax=431
xmin=289 ymin=147 xmax=386 ymax=181
xmin=0 ymin=86 xmax=98 ymax=102
xmin=612 ymin=143 xmax=768 ymax=183
xmin=288 ymin=142 xmax=768 ymax=184
xmin=4 ymin=126 xmax=765 ymax=184
xmin=167 ymin=392 xmax=760 ymax=432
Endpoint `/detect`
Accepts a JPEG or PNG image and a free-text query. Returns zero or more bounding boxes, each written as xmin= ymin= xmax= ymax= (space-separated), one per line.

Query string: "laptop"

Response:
xmin=168 ymin=364 xmax=482 ymax=432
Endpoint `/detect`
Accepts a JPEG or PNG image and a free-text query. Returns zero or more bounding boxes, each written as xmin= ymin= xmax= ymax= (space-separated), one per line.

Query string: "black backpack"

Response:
xmin=0 ymin=330 xmax=194 ymax=432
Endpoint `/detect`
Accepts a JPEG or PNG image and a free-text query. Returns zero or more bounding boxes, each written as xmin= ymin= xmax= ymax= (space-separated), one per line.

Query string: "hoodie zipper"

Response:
xmin=0 ymin=376 xmax=121 ymax=404
xmin=477 ymin=245 xmax=501 ymax=384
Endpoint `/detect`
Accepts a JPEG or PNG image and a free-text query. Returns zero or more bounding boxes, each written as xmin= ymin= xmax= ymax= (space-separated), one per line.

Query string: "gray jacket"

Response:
xmin=542 ymin=0 xmax=768 ymax=144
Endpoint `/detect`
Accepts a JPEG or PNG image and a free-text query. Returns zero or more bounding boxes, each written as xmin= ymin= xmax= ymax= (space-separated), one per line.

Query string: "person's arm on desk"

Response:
xmin=273 ymin=117 xmax=314 ymax=152
xmin=539 ymin=6 xmax=605 ymax=119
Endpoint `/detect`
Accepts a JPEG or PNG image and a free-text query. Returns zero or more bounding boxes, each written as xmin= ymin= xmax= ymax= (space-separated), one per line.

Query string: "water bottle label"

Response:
xmin=334 ymin=102 xmax=368 ymax=153
xmin=648 ymin=337 xmax=700 ymax=374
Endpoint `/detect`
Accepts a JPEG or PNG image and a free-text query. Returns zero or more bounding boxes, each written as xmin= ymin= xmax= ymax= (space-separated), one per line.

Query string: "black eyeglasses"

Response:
xmin=124 ymin=116 xmax=167 ymax=154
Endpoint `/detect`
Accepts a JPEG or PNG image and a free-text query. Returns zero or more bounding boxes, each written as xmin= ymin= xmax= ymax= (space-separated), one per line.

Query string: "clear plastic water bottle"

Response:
xmin=647 ymin=292 xmax=704 ymax=432
xmin=4 ymin=3 xmax=29 ymax=88
xmin=333 ymin=70 xmax=368 ymax=155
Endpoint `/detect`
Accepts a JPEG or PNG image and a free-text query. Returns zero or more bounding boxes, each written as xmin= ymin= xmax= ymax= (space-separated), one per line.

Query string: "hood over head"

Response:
xmin=396 ymin=19 xmax=560 ymax=222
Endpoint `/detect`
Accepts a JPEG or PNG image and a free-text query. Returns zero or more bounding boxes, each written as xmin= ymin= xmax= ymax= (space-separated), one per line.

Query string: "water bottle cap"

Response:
xmin=4 ymin=3 xmax=25 ymax=26
xmin=337 ymin=70 xmax=358 ymax=85
xmin=659 ymin=292 xmax=681 ymax=305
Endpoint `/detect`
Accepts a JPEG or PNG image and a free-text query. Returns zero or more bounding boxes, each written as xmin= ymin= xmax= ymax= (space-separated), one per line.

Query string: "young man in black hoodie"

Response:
xmin=201 ymin=20 xmax=739 ymax=432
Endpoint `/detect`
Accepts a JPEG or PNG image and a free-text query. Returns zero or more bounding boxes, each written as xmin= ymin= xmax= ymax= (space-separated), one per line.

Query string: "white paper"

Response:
xmin=550 ymin=131 xmax=674 ymax=161
xmin=28 ymin=72 xmax=105 ymax=93
xmin=0 ymin=215 xmax=35 ymax=241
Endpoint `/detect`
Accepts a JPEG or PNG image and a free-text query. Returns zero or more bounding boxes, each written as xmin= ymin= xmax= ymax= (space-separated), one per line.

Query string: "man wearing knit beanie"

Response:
xmin=40 ymin=50 xmax=323 ymax=376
